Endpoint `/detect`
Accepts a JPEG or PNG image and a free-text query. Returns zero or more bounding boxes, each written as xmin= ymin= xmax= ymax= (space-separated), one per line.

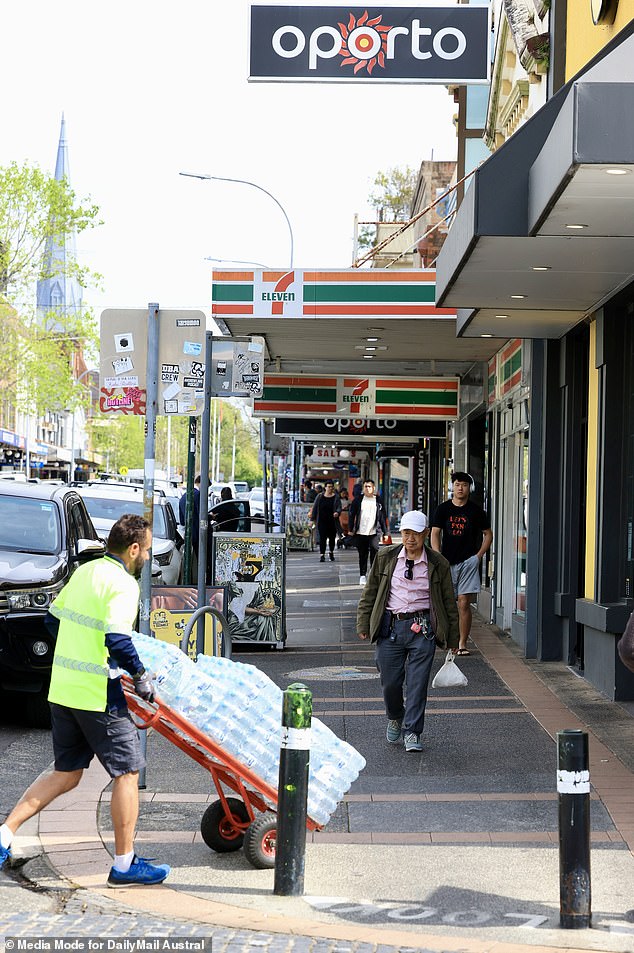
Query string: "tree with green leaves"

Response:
xmin=358 ymin=165 xmax=418 ymax=251
xmin=0 ymin=161 xmax=101 ymax=417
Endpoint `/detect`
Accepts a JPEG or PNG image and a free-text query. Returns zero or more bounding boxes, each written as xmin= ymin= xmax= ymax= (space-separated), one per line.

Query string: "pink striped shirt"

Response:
xmin=385 ymin=548 xmax=430 ymax=613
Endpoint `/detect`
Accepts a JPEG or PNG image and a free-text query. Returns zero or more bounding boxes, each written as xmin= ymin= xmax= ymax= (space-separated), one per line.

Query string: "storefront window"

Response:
xmin=622 ymin=314 xmax=634 ymax=599
xmin=385 ymin=459 xmax=410 ymax=531
xmin=514 ymin=433 xmax=529 ymax=616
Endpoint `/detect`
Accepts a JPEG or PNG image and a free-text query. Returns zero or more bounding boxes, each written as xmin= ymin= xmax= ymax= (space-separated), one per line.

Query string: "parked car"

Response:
xmin=248 ymin=485 xmax=266 ymax=517
xmin=77 ymin=483 xmax=183 ymax=586
xmin=0 ymin=483 xmax=105 ymax=725
xmin=208 ymin=481 xmax=250 ymax=506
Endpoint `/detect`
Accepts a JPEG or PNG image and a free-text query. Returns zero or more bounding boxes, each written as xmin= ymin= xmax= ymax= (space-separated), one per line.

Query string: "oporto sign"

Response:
xmin=249 ymin=5 xmax=490 ymax=83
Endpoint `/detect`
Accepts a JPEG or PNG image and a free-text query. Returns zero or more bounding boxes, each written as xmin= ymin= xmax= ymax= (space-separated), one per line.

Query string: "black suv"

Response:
xmin=0 ymin=483 xmax=105 ymax=725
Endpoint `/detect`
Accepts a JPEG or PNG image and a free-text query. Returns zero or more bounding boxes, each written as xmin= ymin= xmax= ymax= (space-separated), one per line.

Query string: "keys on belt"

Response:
xmin=388 ymin=610 xmax=432 ymax=641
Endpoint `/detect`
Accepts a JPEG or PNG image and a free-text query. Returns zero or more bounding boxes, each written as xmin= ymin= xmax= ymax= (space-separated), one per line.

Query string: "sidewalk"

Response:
xmin=5 ymin=542 xmax=634 ymax=953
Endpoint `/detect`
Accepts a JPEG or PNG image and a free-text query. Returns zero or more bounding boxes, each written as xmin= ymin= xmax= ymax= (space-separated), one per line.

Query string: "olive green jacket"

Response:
xmin=356 ymin=543 xmax=460 ymax=649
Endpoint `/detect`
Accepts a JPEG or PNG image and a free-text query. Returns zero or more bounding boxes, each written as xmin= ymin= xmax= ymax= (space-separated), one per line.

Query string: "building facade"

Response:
xmin=437 ymin=10 xmax=634 ymax=699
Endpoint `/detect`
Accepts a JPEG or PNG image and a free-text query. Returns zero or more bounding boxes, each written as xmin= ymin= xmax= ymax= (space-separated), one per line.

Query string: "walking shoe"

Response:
xmin=107 ymin=854 xmax=170 ymax=887
xmin=386 ymin=719 xmax=402 ymax=743
xmin=359 ymin=575 xmax=367 ymax=586
xmin=404 ymin=732 xmax=423 ymax=752
xmin=0 ymin=844 xmax=11 ymax=869
xmin=320 ymin=555 xmax=325 ymax=562
xmin=329 ymin=552 xmax=335 ymax=561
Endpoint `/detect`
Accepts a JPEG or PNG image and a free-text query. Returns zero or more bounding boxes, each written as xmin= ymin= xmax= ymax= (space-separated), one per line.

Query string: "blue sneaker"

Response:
xmin=404 ymin=732 xmax=423 ymax=753
xmin=107 ymin=854 xmax=170 ymax=887
xmin=386 ymin=719 xmax=402 ymax=743
xmin=0 ymin=844 xmax=11 ymax=869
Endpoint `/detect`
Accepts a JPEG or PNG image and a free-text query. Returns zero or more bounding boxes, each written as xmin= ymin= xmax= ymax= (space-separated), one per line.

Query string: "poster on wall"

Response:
xmin=285 ymin=502 xmax=314 ymax=551
xmin=212 ymin=533 xmax=286 ymax=645
xmin=150 ymin=586 xmax=227 ymax=657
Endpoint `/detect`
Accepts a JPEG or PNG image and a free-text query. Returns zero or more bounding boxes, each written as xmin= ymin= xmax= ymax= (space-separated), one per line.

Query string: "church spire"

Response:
xmin=36 ymin=114 xmax=83 ymax=328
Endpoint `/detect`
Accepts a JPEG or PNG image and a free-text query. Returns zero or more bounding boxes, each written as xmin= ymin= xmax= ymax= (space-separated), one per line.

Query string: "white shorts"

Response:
xmin=450 ymin=555 xmax=481 ymax=597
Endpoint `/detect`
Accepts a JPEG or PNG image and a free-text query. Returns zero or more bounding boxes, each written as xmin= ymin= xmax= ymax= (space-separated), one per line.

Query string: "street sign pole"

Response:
xmin=138 ymin=302 xmax=159 ymax=790
xmin=139 ymin=302 xmax=159 ymax=636
xmin=196 ymin=332 xmax=214 ymax=656
xmin=183 ymin=416 xmax=197 ymax=585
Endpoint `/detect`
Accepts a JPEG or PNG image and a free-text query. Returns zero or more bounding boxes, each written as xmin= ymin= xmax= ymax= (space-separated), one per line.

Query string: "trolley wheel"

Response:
xmin=200 ymin=798 xmax=249 ymax=853
xmin=243 ymin=813 xmax=277 ymax=869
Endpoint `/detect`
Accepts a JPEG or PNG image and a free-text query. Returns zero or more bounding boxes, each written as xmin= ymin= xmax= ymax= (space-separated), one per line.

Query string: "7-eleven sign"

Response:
xmin=337 ymin=377 xmax=376 ymax=416
xmin=253 ymin=270 xmax=303 ymax=317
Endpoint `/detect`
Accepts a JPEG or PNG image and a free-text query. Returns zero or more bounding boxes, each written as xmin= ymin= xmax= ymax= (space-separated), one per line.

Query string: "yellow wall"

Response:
xmin=566 ymin=6 xmax=634 ymax=79
xmin=585 ymin=321 xmax=599 ymax=598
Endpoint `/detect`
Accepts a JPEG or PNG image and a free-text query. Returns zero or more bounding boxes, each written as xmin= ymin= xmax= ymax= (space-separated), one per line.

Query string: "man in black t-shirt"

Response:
xmin=430 ymin=472 xmax=493 ymax=656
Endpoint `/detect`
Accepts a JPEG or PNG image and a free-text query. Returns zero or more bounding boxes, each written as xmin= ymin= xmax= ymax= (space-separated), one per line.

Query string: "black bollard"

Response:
xmin=274 ymin=682 xmax=312 ymax=896
xmin=557 ymin=729 xmax=591 ymax=929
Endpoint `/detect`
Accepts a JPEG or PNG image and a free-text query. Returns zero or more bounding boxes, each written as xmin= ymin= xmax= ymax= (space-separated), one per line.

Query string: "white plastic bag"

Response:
xmin=432 ymin=650 xmax=468 ymax=688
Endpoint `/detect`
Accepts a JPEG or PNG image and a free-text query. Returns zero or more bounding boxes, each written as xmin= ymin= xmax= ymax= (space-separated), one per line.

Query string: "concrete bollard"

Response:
xmin=274 ymin=682 xmax=312 ymax=896
xmin=557 ymin=729 xmax=591 ymax=929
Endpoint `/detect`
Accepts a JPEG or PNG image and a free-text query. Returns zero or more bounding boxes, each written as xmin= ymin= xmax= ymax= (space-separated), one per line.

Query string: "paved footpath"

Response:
xmin=3 ymin=544 xmax=634 ymax=953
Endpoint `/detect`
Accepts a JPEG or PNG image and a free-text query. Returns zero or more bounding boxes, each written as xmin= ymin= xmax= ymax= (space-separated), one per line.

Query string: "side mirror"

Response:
xmin=75 ymin=538 xmax=106 ymax=561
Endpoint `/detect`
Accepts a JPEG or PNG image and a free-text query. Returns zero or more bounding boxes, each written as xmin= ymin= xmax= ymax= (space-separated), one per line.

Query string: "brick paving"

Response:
xmin=3 ymin=547 xmax=634 ymax=953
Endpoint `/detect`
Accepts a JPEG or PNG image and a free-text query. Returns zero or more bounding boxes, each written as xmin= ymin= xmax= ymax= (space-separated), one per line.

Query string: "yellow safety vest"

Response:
xmin=48 ymin=555 xmax=140 ymax=711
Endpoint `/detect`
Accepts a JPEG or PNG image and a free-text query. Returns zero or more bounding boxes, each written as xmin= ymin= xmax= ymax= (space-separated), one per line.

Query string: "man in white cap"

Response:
xmin=356 ymin=510 xmax=459 ymax=752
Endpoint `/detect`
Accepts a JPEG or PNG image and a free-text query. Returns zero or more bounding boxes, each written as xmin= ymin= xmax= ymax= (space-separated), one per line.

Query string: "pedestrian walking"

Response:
xmin=430 ymin=472 xmax=493 ymax=656
xmin=310 ymin=479 xmax=341 ymax=562
xmin=356 ymin=510 xmax=459 ymax=752
xmin=348 ymin=478 xmax=388 ymax=585
xmin=179 ymin=473 xmax=201 ymax=561
xmin=0 ymin=514 xmax=170 ymax=887
xmin=303 ymin=479 xmax=318 ymax=504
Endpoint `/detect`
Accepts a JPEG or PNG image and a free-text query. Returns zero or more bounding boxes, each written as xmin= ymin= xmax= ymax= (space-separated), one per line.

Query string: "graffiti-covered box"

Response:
xmin=150 ymin=586 xmax=227 ymax=657
xmin=285 ymin=502 xmax=314 ymax=551
xmin=212 ymin=533 xmax=286 ymax=646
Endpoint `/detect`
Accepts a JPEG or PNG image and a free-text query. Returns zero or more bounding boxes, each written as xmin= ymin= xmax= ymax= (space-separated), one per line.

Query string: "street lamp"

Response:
xmin=204 ymin=256 xmax=271 ymax=269
xmin=69 ymin=369 xmax=93 ymax=483
xmin=180 ymin=172 xmax=294 ymax=271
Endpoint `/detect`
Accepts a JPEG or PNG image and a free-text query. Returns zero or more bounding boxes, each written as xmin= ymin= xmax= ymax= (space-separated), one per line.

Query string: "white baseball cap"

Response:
xmin=400 ymin=511 xmax=428 ymax=533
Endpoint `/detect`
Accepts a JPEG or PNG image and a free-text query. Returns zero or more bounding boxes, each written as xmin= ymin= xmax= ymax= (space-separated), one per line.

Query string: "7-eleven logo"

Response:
xmin=337 ymin=377 xmax=376 ymax=416
xmin=253 ymin=270 xmax=303 ymax=318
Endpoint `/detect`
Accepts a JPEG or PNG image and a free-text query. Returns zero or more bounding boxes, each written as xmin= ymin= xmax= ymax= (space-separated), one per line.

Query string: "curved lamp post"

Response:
xmin=180 ymin=171 xmax=294 ymax=271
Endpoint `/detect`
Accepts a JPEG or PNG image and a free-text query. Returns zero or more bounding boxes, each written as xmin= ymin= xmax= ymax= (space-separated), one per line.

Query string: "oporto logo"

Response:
xmin=250 ymin=6 xmax=490 ymax=84
xmin=276 ymin=10 xmax=394 ymax=75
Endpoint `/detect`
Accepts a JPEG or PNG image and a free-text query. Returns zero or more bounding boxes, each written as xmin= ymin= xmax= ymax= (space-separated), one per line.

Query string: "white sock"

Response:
xmin=0 ymin=824 xmax=14 ymax=849
xmin=113 ymin=850 xmax=135 ymax=872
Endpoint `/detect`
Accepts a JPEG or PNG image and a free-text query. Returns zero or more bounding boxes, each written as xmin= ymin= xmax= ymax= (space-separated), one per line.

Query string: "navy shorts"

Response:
xmin=50 ymin=703 xmax=145 ymax=778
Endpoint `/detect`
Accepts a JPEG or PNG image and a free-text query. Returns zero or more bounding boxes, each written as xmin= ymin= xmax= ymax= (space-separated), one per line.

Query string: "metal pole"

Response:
xmin=138 ymin=302 xmax=159 ymax=789
xmin=166 ymin=415 xmax=171 ymax=482
xmin=183 ymin=416 xmax=197 ymax=585
xmin=216 ymin=404 xmax=222 ymax=480
xmin=69 ymin=410 xmax=75 ymax=483
xmin=274 ymin=682 xmax=312 ymax=896
xmin=139 ymin=302 xmax=159 ymax=636
xmin=210 ymin=399 xmax=217 ymax=483
xmin=557 ymin=729 xmax=591 ymax=929
xmin=261 ymin=420 xmax=269 ymax=531
xmin=231 ymin=417 xmax=237 ymax=482
xmin=196 ymin=332 xmax=213 ymax=656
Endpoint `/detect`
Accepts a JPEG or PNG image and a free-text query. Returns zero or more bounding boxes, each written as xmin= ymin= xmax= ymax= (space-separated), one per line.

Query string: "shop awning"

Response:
xmin=213 ymin=269 xmax=507 ymax=380
xmin=436 ymin=24 xmax=634 ymax=339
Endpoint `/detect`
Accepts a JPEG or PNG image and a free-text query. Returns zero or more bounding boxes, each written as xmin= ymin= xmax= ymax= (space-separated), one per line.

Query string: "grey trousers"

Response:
xmin=375 ymin=611 xmax=436 ymax=736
